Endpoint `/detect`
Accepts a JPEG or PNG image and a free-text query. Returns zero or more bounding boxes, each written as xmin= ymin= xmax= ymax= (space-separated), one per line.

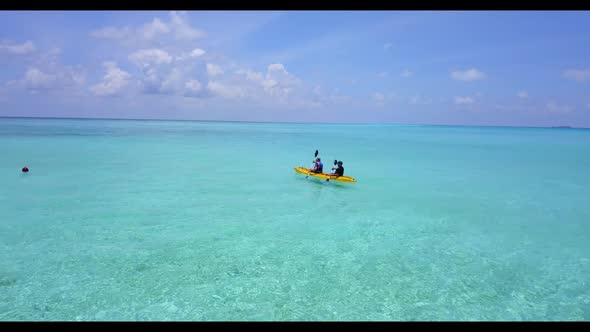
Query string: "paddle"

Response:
xmin=307 ymin=150 xmax=319 ymax=178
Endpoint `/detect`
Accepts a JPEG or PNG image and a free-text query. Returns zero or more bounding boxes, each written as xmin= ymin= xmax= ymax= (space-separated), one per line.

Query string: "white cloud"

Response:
xmin=133 ymin=61 xmax=204 ymax=97
xmin=451 ymin=68 xmax=486 ymax=81
xmin=203 ymin=62 xmax=313 ymax=105
xmin=517 ymin=90 xmax=528 ymax=99
xmin=310 ymin=86 xmax=350 ymax=106
xmin=190 ymin=48 xmax=206 ymax=57
xmin=23 ymin=68 xmax=56 ymax=89
xmin=91 ymin=18 xmax=169 ymax=41
xmin=268 ymin=63 xmax=286 ymax=72
xmin=139 ymin=70 xmax=170 ymax=95
xmin=118 ymin=60 xmax=307 ymax=104
xmin=384 ymin=43 xmax=392 ymax=50
xmin=157 ymin=66 xmax=208 ymax=97
xmin=184 ymin=79 xmax=202 ymax=95
xmin=262 ymin=63 xmax=298 ymax=97
xmin=129 ymin=47 xmax=208 ymax=96
xmin=91 ymin=11 xmax=204 ymax=45
xmin=176 ymin=48 xmax=206 ymax=61
xmin=140 ymin=18 xmax=170 ymax=41
xmin=207 ymin=81 xmax=244 ymax=99
xmin=3 ymin=46 xmax=88 ymax=96
xmin=400 ymin=70 xmax=413 ymax=78
xmin=169 ymin=11 xmax=205 ymax=40
xmin=61 ymin=67 xmax=87 ymax=87
xmin=138 ymin=67 xmax=162 ymax=93
xmin=236 ymin=68 xmax=264 ymax=82
xmin=546 ymin=102 xmax=573 ymax=113
xmin=454 ymin=96 xmax=475 ymax=104
xmin=31 ymin=47 xmax=61 ymax=68
xmin=90 ymin=15 xmax=313 ymax=106
xmin=0 ymin=40 xmax=35 ymax=55
xmin=409 ymin=95 xmax=431 ymax=105
xmin=19 ymin=64 xmax=86 ymax=93
xmin=159 ymin=68 xmax=185 ymax=94
xmin=90 ymin=62 xmax=131 ymax=96
xmin=129 ymin=49 xmax=173 ymax=67
xmin=210 ymin=72 xmax=259 ymax=100
xmin=262 ymin=78 xmax=277 ymax=90
xmin=563 ymin=69 xmax=590 ymax=83
xmin=206 ymin=63 xmax=224 ymax=77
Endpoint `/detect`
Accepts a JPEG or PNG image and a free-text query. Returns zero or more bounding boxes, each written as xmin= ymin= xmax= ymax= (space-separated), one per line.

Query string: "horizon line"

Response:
xmin=0 ymin=115 xmax=586 ymax=130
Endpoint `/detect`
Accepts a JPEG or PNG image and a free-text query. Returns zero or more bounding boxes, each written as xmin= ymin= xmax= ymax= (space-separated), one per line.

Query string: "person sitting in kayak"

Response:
xmin=330 ymin=161 xmax=344 ymax=177
xmin=309 ymin=158 xmax=323 ymax=173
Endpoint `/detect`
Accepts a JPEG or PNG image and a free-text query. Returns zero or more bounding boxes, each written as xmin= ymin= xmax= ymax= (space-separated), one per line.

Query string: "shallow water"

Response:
xmin=1 ymin=118 xmax=589 ymax=320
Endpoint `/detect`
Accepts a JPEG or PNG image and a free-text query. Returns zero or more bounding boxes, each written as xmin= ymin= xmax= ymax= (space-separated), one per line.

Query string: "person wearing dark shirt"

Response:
xmin=331 ymin=161 xmax=344 ymax=177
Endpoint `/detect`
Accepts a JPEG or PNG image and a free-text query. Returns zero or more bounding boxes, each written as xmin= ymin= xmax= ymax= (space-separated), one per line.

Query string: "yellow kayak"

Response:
xmin=294 ymin=166 xmax=357 ymax=183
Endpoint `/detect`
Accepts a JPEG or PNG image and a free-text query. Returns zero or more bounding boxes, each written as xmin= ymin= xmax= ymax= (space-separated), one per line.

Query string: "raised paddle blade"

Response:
xmin=314 ymin=150 xmax=319 ymax=158
xmin=334 ymin=160 xmax=338 ymax=165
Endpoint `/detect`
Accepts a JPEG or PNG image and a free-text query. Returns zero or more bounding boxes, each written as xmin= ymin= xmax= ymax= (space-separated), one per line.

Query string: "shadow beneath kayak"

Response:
xmin=294 ymin=175 xmax=356 ymax=190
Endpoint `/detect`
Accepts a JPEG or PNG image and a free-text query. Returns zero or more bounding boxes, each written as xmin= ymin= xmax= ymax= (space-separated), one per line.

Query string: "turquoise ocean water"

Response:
xmin=1 ymin=118 xmax=590 ymax=321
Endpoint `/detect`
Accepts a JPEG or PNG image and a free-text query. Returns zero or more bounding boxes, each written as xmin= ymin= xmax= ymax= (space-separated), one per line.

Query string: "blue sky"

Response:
xmin=1 ymin=11 xmax=589 ymax=126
